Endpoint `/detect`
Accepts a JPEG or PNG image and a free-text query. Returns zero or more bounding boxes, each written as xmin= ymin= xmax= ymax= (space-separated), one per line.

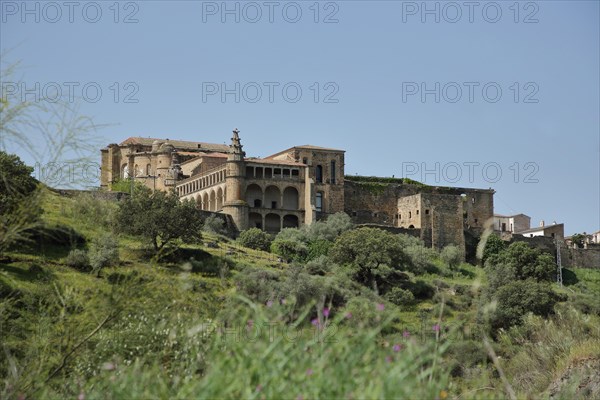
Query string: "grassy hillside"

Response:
xmin=1 ymin=190 xmax=599 ymax=399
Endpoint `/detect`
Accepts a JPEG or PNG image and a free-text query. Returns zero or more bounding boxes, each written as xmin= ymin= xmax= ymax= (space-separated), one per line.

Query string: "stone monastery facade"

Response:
xmin=101 ymin=129 xmax=494 ymax=255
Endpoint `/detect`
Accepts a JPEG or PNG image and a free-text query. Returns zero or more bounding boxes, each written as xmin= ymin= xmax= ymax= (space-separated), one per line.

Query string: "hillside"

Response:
xmin=1 ymin=190 xmax=599 ymax=399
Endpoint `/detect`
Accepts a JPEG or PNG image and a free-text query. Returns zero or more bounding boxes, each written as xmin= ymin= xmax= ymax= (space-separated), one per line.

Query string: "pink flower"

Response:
xmin=393 ymin=344 xmax=402 ymax=352
xmin=345 ymin=312 xmax=352 ymax=319
xmin=306 ymin=368 xmax=313 ymax=376
xmin=433 ymin=324 xmax=440 ymax=332
xmin=323 ymin=308 xmax=330 ymax=317
xmin=256 ymin=384 xmax=263 ymax=392
xmin=376 ymin=303 xmax=385 ymax=311
xmin=78 ymin=393 xmax=85 ymax=400
xmin=266 ymin=300 xmax=273 ymax=308
xmin=403 ymin=330 xmax=410 ymax=338
xmin=385 ymin=355 xmax=393 ymax=363
xmin=280 ymin=298 xmax=287 ymax=305
xmin=311 ymin=318 xmax=319 ymax=327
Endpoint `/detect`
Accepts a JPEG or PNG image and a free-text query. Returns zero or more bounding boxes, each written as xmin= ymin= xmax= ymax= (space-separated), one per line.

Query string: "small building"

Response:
xmin=493 ymin=213 xmax=531 ymax=234
xmin=517 ymin=221 xmax=564 ymax=240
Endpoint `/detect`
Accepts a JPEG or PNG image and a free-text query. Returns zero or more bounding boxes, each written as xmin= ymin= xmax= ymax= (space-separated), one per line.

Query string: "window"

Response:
xmin=316 ymin=165 xmax=323 ymax=183
xmin=254 ymin=199 xmax=262 ymax=208
xmin=409 ymin=211 xmax=412 ymax=218
xmin=271 ymin=201 xmax=277 ymax=209
xmin=330 ymin=160 xmax=336 ymax=184
xmin=425 ymin=209 xmax=430 ymax=215
xmin=146 ymin=164 xmax=151 ymax=176
xmin=303 ymin=157 xmax=308 ymax=164
xmin=416 ymin=210 xmax=419 ymax=215
xmin=316 ymin=192 xmax=323 ymax=212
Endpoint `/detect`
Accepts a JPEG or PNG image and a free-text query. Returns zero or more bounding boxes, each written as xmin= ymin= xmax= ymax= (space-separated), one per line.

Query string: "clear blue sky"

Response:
xmin=1 ymin=0 xmax=598 ymax=235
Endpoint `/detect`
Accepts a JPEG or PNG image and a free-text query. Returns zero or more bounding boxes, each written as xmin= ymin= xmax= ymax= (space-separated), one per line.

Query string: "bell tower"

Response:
xmin=222 ymin=128 xmax=248 ymax=231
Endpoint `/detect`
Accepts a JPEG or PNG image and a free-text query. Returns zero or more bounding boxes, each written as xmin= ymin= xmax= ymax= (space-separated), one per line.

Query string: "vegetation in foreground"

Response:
xmin=1 ymin=161 xmax=600 ymax=399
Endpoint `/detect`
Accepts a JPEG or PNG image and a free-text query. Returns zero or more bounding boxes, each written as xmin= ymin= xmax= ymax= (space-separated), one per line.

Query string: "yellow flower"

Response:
xmin=439 ymin=390 xmax=448 ymax=399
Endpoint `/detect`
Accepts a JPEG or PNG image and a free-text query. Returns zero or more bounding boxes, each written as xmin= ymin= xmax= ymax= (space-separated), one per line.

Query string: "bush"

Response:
xmin=65 ymin=249 xmax=90 ymax=271
xmin=271 ymin=239 xmax=308 ymax=263
xmin=89 ymin=234 xmax=120 ymax=272
xmin=202 ymin=215 xmax=227 ymax=235
xmin=237 ymin=228 xmax=272 ymax=252
xmin=486 ymin=242 xmax=555 ymax=283
xmin=385 ymin=287 xmax=415 ymax=307
xmin=490 ymin=279 xmax=562 ymax=331
xmin=440 ymin=245 xmax=462 ymax=270
xmin=482 ymin=233 xmax=506 ymax=264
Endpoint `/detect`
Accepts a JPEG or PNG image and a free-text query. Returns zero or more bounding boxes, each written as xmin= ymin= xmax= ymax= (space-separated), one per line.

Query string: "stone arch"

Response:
xmin=202 ymin=192 xmax=209 ymax=211
xmin=195 ymin=195 xmax=202 ymax=208
xmin=265 ymin=213 xmax=281 ymax=233
xmin=265 ymin=185 xmax=281 ymax=209
xmin=146 ymin=164 xmax=151 ymax=176
xmin=283 ymin=187 xmax=299 ymax=210
xmin=121 ymin=163 xmax=129 ymax=178
xmin=283 ymin=214 xmax=299 ymax=229
xmin=249 ymin=212 xmax=262 ymax=229
xmin=246 ymin=184 xmax=263 ymax=208
xmin=209 ymin=190 xmax=217 ymax=211
xmin=216 ymin=187 xmax=224 ymax=211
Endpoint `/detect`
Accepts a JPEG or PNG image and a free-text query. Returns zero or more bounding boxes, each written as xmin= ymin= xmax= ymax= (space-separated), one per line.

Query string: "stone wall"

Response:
xmin=562 ymin=248 xmax=600 ymax=269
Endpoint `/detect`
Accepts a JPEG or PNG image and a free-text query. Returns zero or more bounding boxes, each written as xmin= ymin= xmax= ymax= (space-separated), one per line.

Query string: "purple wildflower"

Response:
xmin=393 ymin=344 xmax=402 ymax=352
xmin=385 ymin=355 xmax=393 ymax=363
xmin=323 ymin=308 xmax=330 ymax=317
xmin=376 ymin=303 xmax=385 ymax=311
xmin=306 ymin=368 xmax=314 ymax=376
xmin=403 ymin=330 xmax=410 ymax=338
xmin=433 ymin=324 xmax=440 ymax=332
xmin=345 ymin=312 xmax=352 ymax=319
xmin=266 ymin=300 xmax=273 ymax=308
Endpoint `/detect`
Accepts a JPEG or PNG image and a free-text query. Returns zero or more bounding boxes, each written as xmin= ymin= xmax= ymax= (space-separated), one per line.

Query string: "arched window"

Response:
xmin=330 ymin=160 xmax=336 ymax=184
xmin=316 ymin=165 xmax=323 ymax=183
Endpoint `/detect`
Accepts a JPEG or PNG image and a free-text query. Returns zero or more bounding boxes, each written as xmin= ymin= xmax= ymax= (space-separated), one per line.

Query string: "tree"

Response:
xmin=486 ymin=242 xmax=555 ymax=282
xmin=482 ymin=233 xmax=506 ymax=264
xmin=490 ymin=279 xmax=561 ymax=330
xmin=115 ymin=186 xmax=203 ymax=253
xmin=329 ymin=227 xmax=411 ymax=294
xmin=238 ymin=228 xmax=272 ymax=252
xmin=440 ymin=245 xmax=462 ymax=270
xmin=0 ymin=151 xmax=42 ymax=253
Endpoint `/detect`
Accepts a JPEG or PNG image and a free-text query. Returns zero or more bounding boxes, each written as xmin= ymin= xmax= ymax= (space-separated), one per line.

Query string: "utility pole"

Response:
xmin=556 ymin=237 xmax=563 ymax=287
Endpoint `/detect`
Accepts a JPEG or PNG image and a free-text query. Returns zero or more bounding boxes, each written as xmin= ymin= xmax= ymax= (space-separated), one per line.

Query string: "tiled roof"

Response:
xmin=264 ymin=144 xmax=345 ymax=159
xmin=119 ymin=137 xmax=230 ymax=152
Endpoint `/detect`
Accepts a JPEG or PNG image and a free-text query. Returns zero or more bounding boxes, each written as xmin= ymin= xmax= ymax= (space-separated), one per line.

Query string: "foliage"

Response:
xmin=270 ymin=239 xmax=308 ymax=262
xmin=110 ymin=178 xmax=146 ymax=194
xmin=237 ymin=228 xmax=272 ymax=252
xmin=440 ymin=245 xmax=462 ymax=270
xmin=570 ymin=233 xmax=586 ymax=248
xmin=486 ymin=242 xmax=555 ymax=283
xmin=344 ymin=175 xmax=428 ymax=187
xmin=490 ymin=279 xmax=562 ymax=330
xmin=89 ymin=234 xmax=120 ymax=272
xmin=202 ymin=214 xmax=228 ymax=236
xmin=0 ymin=151 xmax=43 ymax=253
xmin=329 ymin=227 xmax=412 ymax=293
xmin=65 ymin=249 xmax=91 ymax=271
xmin=482 ymin=233 xmax=506 ymax=264
xmin=385 ymin=287 xmax=416 ymax=307
xmin=115 ymin=186 xmax=203 ymax=253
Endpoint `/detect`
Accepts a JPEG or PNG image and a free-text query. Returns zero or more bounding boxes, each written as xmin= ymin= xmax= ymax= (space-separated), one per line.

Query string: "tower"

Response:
xmin=222 ymin=128 xmax=249 ymax=231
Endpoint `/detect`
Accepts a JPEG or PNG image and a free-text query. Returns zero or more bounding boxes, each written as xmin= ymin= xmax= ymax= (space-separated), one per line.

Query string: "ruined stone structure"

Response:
xmin=100 ymin=129 xmax=495 ymax=256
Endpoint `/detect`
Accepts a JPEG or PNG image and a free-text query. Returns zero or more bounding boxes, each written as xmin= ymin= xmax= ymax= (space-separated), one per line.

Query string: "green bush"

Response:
xmin=237 ymin=228 xmax=272 ymax=252
xmin=65 ymin=249 xmax=90 ymax=271
xmin=385 ymin=287 xmax=415 ymax=307
xmin=202 ymin=214 xmax=228 ymax=235
xmin=482 ymin=233 xmax=506 ymax=264
xmin=271 ymin=239 xmax=308 ymax=262
xmin=490 ymin=279 xmax=562 ymax=331
xmin=440 ymin=245 xmax=462 ymax=270
xmin=89 ymin=234 xmax=120 ymax=272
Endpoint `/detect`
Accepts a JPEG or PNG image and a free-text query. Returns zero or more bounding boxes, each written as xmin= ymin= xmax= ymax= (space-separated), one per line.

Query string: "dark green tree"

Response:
xmin=329 ymin=227 xmax=411 ymax=294
xmin=0 ymin=151 xmax=42 ymax=253
xmin=482 ymin=233 xmax=506 ymax=264
xmin=237 ymin=228 xmax=272 ymax=252
xmin=486 ymin=242 xmax=555 ymax=282
xmin=115 ymin=186 xmax=203 ymax=253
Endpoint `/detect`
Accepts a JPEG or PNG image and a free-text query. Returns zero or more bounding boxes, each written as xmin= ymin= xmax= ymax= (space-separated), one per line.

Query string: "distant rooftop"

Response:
xmin=118 ymin=137 xmax=230 ymax=153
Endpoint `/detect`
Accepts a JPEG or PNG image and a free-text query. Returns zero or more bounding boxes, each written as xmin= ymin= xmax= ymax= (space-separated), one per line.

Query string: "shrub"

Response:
xmin=271 ymin=238 xmax=308 ymax=263
xmin=89 ymin=234 xmax=120 ymax=272
xmin=202 ymin=215 xmax=227 ymax=235
xmin=385 ymin=287 xmax=415 ymax=307
xmin=440 ymin=245 xmax=462 ymax=270
xmin=490 ymin=279 xmax=562 ymax=331
xmin=482 ymin=233 xmax=506 ymax=264
xmin=486 ymin=242 xmax=555 ymax=283
xmin=65 ymin=249 xmax=90 ymax=271
xmin=237 ymin=228 xmax=272 ymax=252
